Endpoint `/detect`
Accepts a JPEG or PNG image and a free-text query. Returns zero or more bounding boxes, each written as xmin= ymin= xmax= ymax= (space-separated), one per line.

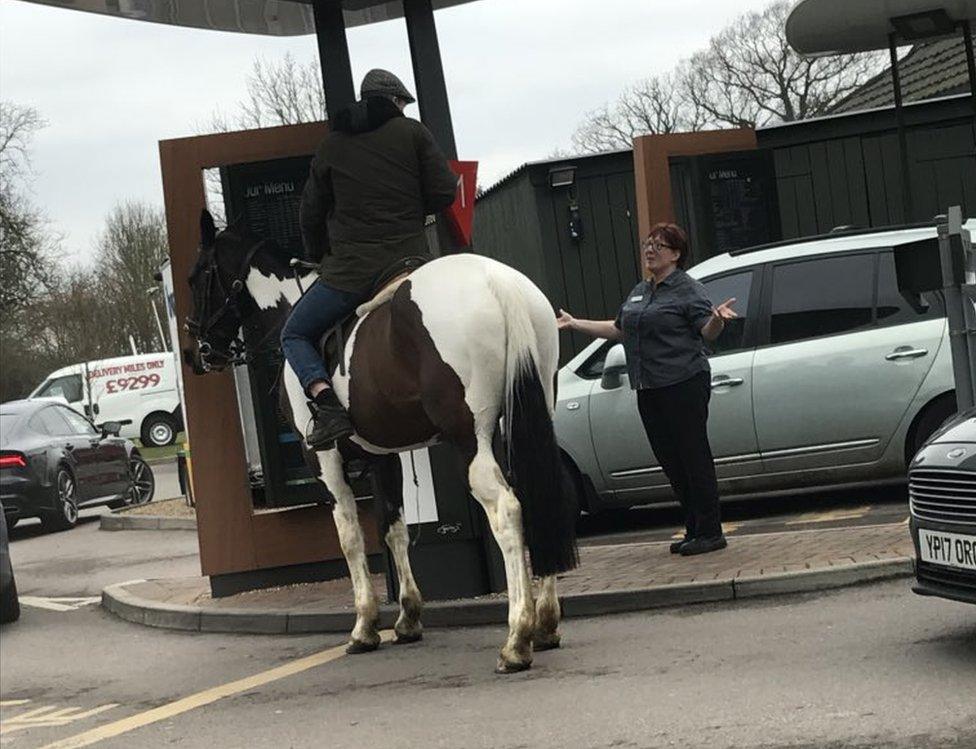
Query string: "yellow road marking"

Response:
xmin=0 ymin=700 xmax=31 ymax=707
xmin=38 ymin=631 xmax=394 ymax=749
xmin=785 ymin=506 xmax=871 ymax=526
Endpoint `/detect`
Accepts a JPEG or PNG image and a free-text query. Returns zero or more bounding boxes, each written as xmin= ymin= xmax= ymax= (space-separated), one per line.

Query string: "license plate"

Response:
xmin=918 ymin=528 xmax=976 ymax=571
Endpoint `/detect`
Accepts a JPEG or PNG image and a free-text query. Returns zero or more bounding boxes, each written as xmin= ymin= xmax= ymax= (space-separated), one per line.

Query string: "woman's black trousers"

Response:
xmin=636 ymin=371 xmax=723 ymax=539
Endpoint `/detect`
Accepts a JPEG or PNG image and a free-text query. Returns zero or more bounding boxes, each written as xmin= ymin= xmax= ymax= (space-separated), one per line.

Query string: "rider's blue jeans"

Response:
xmin=280 ymin=280 xmax=367 ymax=394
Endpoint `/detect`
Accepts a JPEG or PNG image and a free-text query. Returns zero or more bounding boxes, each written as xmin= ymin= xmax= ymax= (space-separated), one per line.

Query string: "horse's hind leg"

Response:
xmin=371 ymin=454 xmax=423 ymax=644
xmin=534 ymin=576 xmax=561 ymax=650
xmin=466 ymin=428 xmax=536 ymax=673
xmin=318 ymin=448 xmax=381 ymax=653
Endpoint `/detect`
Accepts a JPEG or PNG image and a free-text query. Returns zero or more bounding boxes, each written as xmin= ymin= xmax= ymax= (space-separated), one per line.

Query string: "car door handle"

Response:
xmin=711 ymin=376 xmax=744 ymax=389
xmin=885 ymin=348 xmax=928 ymax=361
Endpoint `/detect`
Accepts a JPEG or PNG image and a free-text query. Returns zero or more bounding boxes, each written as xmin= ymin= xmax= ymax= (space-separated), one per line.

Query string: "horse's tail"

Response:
xmin=486 ymin=272 xmax=579 ymax=577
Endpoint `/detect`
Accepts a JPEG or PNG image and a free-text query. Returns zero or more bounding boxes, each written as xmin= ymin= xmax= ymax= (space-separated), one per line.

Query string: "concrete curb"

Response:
xmin=101 ymin=557 xmax=914 ymax=635
xmin=100 ymin=510 xmax=196 ymax=532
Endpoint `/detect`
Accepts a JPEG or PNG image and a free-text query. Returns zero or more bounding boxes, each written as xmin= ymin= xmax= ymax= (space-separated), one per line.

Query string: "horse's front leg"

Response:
xmin=319 ymin=448 xmax=381 ymax=652
xmin=371 ymin=454 xmax=424 ymax=644
xmin=281 ymin=365 xmax=380 ymax=652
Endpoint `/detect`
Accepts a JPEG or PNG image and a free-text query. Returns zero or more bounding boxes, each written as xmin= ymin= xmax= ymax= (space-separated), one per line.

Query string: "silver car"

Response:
xmin=556 ymin=222 xmax=975 ymax=513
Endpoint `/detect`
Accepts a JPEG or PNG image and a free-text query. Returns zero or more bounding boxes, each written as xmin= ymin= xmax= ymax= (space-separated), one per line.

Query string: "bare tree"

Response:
xmin=0 ymin=101 xmax=59 ymax=316
xmin=684 ymin=1 xmax=885 ymax=128
xmin=571 ymin=69 xmax=707 ymax=153
xmin=209 ymin=53 xmax=326 ymax=132
xmin=94 ymin=201 xmax=170 ymax=353
xmin=30 ymin=266 xmax=123 ymax=363
xmin=569 ymin=0 xmax=886 ymax=153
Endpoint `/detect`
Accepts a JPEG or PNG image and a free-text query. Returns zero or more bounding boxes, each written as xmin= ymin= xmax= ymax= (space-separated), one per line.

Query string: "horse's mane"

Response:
xmin=219 ymin=220 xmax=297 ymax=280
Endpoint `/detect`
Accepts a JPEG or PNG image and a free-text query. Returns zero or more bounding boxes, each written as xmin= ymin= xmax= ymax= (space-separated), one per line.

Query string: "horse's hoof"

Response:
xmin=346 ymin=639 xmax=380 ymax=655
xmin=495 ymin=658 xmax=532 ymax=675
xmin=393 ymin=631 xmax=423 ymax=645
xmin=533 ymin=636 xmax=561 ymax=651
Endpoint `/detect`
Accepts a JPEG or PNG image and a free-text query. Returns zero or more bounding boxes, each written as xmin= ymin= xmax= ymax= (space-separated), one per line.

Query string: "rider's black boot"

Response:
xmin=307 ymin=388 xmax=354 ymax=450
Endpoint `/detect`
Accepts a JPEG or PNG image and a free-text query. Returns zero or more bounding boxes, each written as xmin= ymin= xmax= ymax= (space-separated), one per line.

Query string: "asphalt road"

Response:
xmin=2 ymin=578 xmax=973 ymax=748
xmin=4 ymin=477 xmax=964 ymax=749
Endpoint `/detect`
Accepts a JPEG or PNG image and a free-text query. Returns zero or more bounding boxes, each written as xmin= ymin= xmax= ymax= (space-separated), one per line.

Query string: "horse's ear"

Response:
xmin=200 ymin=209 xmax=217 ymax=249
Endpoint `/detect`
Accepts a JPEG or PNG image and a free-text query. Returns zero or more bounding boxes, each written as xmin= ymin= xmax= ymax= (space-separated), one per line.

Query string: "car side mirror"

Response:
xmin=600 ymin=344 xmax=628 ymax=390
xmin=100 ymin=421 xmax=122 ymax=438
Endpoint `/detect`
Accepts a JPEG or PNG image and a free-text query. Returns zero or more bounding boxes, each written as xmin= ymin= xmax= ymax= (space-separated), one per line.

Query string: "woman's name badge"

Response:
xmin=629 ymin=296 xmax=643 ymax=302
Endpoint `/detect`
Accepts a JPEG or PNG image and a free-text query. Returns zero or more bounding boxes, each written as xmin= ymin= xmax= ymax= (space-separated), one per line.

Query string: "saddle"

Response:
xmin=316 ymin=255 xmax=427 ymax=376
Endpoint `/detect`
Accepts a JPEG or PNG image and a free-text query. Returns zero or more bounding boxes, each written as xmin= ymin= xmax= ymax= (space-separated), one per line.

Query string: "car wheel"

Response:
xmin=141 ymin=414 xmax=177 ymax=448
xmin=0 ymin=576 xmax=19 ymax=625
xmin=908 ymin=395 xmax=958 ymax=461
xmin=43 ymin=467 xmax=79 ymax=532
xmin=126 ymin=456 xmax=155 ymax=505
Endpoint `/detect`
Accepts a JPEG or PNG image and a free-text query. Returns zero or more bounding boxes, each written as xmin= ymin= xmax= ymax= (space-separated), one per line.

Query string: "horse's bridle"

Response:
xmin=186 ymin=240 xmax=262 ymax=371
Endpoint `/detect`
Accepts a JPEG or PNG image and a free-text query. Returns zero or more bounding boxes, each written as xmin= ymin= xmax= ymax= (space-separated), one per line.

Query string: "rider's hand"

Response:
xmin=556 ymin=309 xmax=576 ymax=331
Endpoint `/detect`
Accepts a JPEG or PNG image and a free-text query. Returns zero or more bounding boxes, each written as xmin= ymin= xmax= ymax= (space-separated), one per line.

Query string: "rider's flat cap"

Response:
xmin=360 ymin=69 xmax=416 ymax=104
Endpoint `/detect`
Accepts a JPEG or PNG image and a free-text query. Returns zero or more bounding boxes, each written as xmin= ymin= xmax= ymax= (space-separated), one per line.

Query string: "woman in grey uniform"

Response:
xmin=557 ymin=223 xmax=736 ymax=556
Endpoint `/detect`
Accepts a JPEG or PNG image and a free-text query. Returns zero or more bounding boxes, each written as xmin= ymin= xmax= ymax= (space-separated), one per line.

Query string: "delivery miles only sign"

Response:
xmin=86 ymin=359 xmax=167 ymax=394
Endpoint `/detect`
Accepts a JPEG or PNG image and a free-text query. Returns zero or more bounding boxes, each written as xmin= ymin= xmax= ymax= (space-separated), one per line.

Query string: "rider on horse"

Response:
xmin=282 ymin=69 xmax=459 ymax=449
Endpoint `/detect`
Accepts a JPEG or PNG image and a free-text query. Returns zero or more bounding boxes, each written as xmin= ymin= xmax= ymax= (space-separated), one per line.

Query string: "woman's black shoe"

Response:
xmin=669 ymin=537 xmax=691 ymax=554
xmin=679 ymin=535 xmax=727 ymax=556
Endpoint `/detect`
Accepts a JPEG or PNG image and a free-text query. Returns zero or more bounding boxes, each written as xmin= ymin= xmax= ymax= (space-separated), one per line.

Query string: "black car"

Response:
xmin=909 ymin=408 xmax=976 ymax=604
xmin=0 ymin=506 xmax=17 ymax=623
xmin=0 ymin=400 xmax=154 ymax=531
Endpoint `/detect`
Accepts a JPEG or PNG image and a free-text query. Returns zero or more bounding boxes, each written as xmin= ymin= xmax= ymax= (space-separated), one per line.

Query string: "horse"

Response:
xmin=184 ymin=210 xmax=578 ymax=673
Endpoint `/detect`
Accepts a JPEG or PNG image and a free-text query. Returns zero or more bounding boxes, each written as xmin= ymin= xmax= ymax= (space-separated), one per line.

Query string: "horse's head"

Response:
xmin=183 ymin=210 xmax=256 ymax=374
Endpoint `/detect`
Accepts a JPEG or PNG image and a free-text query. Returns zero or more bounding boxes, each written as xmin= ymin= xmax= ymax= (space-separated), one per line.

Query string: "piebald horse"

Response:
xmin=184 ymin=211 xmax=578 ymax=673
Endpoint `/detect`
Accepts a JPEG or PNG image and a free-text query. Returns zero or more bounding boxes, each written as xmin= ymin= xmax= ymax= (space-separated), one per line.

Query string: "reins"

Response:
xmin=186 ymin=240 xmax=266 ymax=369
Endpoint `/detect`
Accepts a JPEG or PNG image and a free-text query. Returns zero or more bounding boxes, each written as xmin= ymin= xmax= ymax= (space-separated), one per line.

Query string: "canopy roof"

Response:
xmin=786 ymin=0 xmax=976 ymax=55
xmin=19 ymin=0 xmax=479 ymax=36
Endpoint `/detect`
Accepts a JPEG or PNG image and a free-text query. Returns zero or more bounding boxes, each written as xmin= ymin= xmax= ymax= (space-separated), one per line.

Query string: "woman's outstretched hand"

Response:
xmin=712 ymin=298 xmax=738 ymax=321
xmin=556 ymin=309 xmax=576 ymax=331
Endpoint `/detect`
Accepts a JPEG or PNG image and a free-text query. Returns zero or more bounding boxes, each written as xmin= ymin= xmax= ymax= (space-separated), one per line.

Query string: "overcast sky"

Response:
xmin=1 ymin=0 xmax=773 ymax=264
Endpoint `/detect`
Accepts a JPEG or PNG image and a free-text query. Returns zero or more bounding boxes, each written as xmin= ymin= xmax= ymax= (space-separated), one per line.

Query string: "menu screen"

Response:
xmin=221 ymin=156 xmax=313 ymax=260
xmin=703 ymin=153 xmax=779 ymax=254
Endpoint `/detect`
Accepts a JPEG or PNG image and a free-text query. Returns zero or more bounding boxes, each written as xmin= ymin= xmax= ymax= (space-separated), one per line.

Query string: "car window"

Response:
xmin=876 ymin=250 xmax=945 ymax=327
xmin=0 ymin=413 xmax=21 ymax=437
xmin=37 ymin=407 xmax=74 ymax=436
xmin=58 ymin=407 xmax=97 ymax=436
xmin=769 ymin=253 xmax=875 ymax=345
xmin=28 ymin=413 xmax=52 ymax=436
xmin=36 ymin=374 xmax=83 ymax=403
xmin=701 ymin=270 xmax=753 ymax=355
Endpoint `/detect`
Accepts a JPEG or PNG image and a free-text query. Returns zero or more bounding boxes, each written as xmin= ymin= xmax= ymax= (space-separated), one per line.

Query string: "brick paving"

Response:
xmin=121 ymin=523 xmax=913 ymax=614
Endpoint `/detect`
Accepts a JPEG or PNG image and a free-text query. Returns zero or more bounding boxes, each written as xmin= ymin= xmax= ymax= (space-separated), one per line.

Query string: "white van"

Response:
xmin=29 ymin=353 xmax=184 ymax=447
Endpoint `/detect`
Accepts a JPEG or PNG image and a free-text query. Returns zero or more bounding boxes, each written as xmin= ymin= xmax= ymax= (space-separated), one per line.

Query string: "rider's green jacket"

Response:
xmin=299 ymin=96 xmax=459 ymax=295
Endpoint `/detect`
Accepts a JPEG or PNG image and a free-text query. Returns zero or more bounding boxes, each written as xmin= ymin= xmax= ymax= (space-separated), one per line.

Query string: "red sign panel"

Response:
xmin=443 ymin=160 xmax=478 ymax=248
